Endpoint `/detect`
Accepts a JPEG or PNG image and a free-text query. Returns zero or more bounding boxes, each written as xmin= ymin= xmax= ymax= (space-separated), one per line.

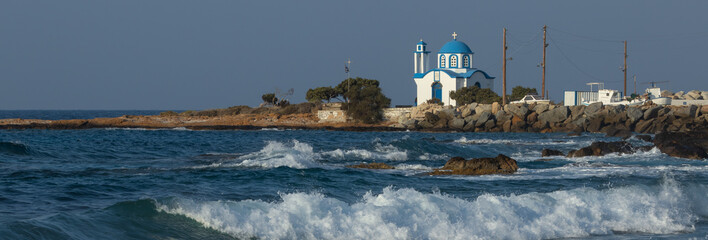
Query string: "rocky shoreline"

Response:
xmin=394 ymin=102 xmax=708 ymax=135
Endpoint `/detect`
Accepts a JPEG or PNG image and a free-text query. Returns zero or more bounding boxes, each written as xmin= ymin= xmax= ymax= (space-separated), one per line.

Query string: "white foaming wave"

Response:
xmin=454 ymin=137 xmax=586 ymax=146
xmin=320 ymin=143 xmax=408 ymax=161
xmin=393 ymin=164 xmax=432 ymax=171
xmin=235 ymin=140 xmax=319 ymax=169
xmin=418 ymin=152 xmax=448 ymax=160
xmin=156 ymin=180 xmax=702 ymax=240
xmin=564 ymin=147 xmax=666 ymax=162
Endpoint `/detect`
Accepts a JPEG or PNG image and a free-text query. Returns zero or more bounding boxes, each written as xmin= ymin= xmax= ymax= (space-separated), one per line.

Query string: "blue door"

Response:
xmin=432 ymin=82 xmax=442 ymax=101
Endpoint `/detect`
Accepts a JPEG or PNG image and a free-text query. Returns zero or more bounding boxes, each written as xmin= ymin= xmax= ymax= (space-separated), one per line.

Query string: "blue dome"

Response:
xmin=439 ymin=40 xmax=473 ymax=53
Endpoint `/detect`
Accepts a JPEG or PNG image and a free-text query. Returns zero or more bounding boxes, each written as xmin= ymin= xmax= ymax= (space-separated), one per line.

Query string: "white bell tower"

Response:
xmin=414 ymin=39 xmax=430 ymax=74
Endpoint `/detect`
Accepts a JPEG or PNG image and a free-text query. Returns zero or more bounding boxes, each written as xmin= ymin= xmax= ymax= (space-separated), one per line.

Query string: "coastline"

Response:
xmin=1 ymin=103 xmax=707 ymax=134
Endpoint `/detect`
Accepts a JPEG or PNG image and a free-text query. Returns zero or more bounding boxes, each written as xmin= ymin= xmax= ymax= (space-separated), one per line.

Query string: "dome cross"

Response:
xmin=452 ymin=32 xmax=458 ymax=40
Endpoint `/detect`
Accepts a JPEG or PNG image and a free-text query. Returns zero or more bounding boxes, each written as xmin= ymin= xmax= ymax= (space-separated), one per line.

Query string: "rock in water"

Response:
xmin=653 ymin=131 xmax=708 ymax=159
xmin=541 ymin=149 xmax=564 ymax=157
xmin=347 ymin=162 xmax=395 ymax=169
xmin=429 ymin=154 xmax=518 ymax=175
xmin=566 ymin=141 xmax=650 ymax=157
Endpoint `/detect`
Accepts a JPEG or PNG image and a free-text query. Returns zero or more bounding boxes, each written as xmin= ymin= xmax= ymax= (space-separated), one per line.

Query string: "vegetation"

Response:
xmin=449 ymin=86 xmax=502 ymax=105
xmin=425 ymin=98 xmax=443 ymax=105
xmin=306 ymin=87 xmax=339 ymax=103
xmin=509 ymin=86 xmax=539 ymax=101
xmin=335 ymin=77 xmax=380 ymax=102
xmin=160 ymin=103 xmax=319 ymax=118
xmin=261 ymin=93 xmax=278 ymax=105
xmin=342 ymin=83 xmax=391 ymax=124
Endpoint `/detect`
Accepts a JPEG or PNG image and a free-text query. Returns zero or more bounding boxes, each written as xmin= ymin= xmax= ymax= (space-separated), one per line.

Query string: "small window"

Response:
xmin=463 ymin=55 xmax=469 ymax=67
xmin=450 ymin=55 xmax=458 ymax=68
xmin=418 ymin=46 xmax=421 ymax=51
xmin=440 ymin=55 xmax=446 ymax=68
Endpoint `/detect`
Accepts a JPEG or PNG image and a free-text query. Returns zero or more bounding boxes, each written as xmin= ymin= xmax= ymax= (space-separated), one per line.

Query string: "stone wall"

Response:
xmin=316 ymin=107 xmax=413 ymax=123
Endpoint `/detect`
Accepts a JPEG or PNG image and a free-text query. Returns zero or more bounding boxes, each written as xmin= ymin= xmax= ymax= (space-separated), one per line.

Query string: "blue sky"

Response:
xmin=1 ymin=0 xmax=707 ymax=110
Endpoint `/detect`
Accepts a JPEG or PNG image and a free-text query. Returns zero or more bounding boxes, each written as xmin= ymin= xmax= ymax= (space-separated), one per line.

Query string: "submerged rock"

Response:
xmin=653 ymin=131 xmax=708 ymax=159
xmin=429 ymin=154 xmax=518 ymax=175
xmin=347 ymin=162 xmax=395 ymax=169
xmin=567 ymin=141 xmax=651 ymax=157
xmin=541 ymin=149 xmax=564 ymax=157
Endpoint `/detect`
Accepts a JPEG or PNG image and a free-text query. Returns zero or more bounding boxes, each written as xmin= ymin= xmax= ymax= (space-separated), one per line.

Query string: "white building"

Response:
xmin=413 ymin=33 xmax=495 ymax=106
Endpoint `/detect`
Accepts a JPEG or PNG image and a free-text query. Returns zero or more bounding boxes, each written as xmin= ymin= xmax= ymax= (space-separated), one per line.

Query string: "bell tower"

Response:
xmin=414 ymin=39 xmax=430 ymax=74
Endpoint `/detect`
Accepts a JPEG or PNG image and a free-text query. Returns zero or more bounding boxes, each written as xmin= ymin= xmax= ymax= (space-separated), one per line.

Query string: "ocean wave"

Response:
xmin=156 ymin=178 xmax=703 ymax=239
xmin=0 ymin=141 xmax=32 ymax=155
xmin=234 ymin=140 xmax=320 ymax=169
xmin=454 ymin=137 xmax=586 ymax=146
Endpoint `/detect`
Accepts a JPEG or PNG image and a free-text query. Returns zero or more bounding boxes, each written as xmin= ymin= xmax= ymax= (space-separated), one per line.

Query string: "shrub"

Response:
xmin=261 ymin=93 xmax=278 ymax=105
xmin=510 ymin=86 xmax=539 ymax=101
xmin=426 ymin=98 xmax=443 ymax=105
xmin=342 ymin=84 xmax=390 ymax=124
xmin=306 ymin=87 xmax=338 ymax=103
xmin=449 ymin=86 xmax=502 ymax=105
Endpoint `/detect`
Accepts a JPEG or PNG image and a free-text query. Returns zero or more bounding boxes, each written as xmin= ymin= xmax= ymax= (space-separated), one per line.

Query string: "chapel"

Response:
xmin=413 ymin=32 xmax=495 ymax=106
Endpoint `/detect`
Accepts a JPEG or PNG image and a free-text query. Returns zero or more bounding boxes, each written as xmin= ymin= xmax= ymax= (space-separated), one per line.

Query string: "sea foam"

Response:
xmin=235 ymin=140 xmax=319 ymax=169
xmin=156 ymin=178 xmax=703 ymax=240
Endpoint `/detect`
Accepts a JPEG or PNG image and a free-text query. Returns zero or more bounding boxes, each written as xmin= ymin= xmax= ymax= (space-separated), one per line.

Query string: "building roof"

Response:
xmin=413 ymin=68 xmax=495 ymax=79
xmin=417 ymin=40 xmax=427 ymax=45
xmin=438 ymin=40 xmax=473 ymax=54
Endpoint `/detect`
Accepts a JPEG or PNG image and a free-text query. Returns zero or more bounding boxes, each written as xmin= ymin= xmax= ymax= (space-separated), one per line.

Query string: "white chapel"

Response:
xmin=414 ymin=32 xmax=495 ymax=106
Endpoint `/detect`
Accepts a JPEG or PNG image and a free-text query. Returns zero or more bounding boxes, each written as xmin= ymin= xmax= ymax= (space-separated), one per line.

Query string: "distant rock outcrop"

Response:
xmin=428 ymin=154 xmax=518 ymax=175
xmin=541 ymin=149 xmax=564 ymax=157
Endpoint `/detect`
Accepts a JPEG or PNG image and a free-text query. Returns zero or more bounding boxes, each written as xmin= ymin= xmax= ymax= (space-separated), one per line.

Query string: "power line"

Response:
xmin=547 ymin=26 xmax=623 ymax=43
xmin=547 ymin=33 xmax=608 ymax=82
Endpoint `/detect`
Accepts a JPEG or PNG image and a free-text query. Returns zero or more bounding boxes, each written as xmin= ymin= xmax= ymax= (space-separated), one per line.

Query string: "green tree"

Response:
xmin=449 ymin=86 xmax=502 ymax=105
xmin=261 ymin=93 xmax=278 ymax=105
xmin=306 ymin=87 xmax=338 ymax=103
xmin=342 ymin=83 xmax=391 ymax=124
xmin=335 ymin=77 xmax=380 ymax=102
xmin=510 ymin=86 xmax=539 ymax=101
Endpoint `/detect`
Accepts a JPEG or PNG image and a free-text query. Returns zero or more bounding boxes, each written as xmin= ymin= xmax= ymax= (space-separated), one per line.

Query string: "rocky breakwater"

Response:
xmin=402 ymin=102 xmax=708 ymax=134
xmin=653 ymin=131 xmax=708 ymax=159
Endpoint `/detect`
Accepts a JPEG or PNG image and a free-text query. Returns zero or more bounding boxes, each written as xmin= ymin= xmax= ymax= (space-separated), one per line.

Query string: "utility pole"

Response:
xmin=623 ymin=41 xmax=627 ymax=98
xmin=502 ymin=28 xmax=507 ymax=105
xmin=542 ymin=25 xmax=547 ymax=99
xmin=633 ymin=75 xmax=637 ymax=95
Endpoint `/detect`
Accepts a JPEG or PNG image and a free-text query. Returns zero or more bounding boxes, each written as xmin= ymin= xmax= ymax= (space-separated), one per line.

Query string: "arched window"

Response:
xmin=463 ymin=55 xmax=470 ymax=68
xmin=440 ymin=55 xmax=446 ymax=68
xmin=450 ymin=55 xmax=458 ymax=68
xmin=432 ymin=82 xmax=443 ymax=101
xmin=474 ymin=82 xmax=481 ymax=88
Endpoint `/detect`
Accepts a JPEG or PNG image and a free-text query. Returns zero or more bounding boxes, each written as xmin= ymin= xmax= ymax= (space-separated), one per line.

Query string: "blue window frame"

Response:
xmin=450 ymin=55 xmax=457 ymax=68
xmin=440 ymin=55 xmax=446 ymax=68
xmin=463 ymin=55 xmax=469 ymax=68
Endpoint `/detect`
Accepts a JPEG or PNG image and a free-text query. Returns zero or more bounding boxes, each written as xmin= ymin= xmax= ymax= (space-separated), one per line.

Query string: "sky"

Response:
xmin=1 ymin=0 xmax=707 ymax=110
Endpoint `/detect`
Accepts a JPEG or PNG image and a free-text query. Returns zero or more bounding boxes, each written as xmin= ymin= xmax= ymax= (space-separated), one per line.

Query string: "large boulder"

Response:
xmin=627 ymin=107 xmax=644 ymax=123
xmin=429 ymin=155 xmax=518 ymax=175
xmin=491 ymin=102 xmax=501 ymax=115
xmin=702 ymin=105 xmax=708 ymax=115
xmin=533 ymin=104 xmax=549 ymax=114
xmin=410 ymin=103 xmax=443 ymax=120
xmin=538 ymin=106 xmax=569 ymax=125
xmin=643 ymin=106 xmax=661 ymax=120
xmin=653 ymin=131 xmax=708 ymax=159
xmin=449 ymin=118 xmax=465 ymax=130
xmin=702 ymin=92 xmax=708 ymax=101
xmin=687 ymin=90 xmax=702 ymax=100
xmin=460 ymin=104 xmax=476 ymax=118
xmin=506 ymin=104 xmax=530 ymax=118
xmin=671 ymin=105 xmax=698 ymax=118
xmin=567 ymin=141 xmax=650 ymax=157
xmin=584 ymin=102 xmax=603 ymax=116
xmin=569 ymin=105 xmax=586 ymax=120
xmin=474 ymin=111 xmax=492 ymax=127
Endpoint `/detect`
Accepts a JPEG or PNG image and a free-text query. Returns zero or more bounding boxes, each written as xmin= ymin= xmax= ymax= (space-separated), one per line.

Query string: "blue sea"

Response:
xmin=1 ymin=111 xmax=707 ymax=239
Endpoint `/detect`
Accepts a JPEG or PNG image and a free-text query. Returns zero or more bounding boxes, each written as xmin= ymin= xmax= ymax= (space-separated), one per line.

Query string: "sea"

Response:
xmin=1 ymin=110 xmax=707 ymax=239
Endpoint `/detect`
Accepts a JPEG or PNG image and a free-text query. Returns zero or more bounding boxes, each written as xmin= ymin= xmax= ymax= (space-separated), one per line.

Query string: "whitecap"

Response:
xmin=156 ymin=179 xmax=701 ymax=239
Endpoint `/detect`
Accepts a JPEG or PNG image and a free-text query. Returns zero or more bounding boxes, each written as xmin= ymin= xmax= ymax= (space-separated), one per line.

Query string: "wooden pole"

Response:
xmin=503 ymin=28 xmax=507 ymax=105
xmin=624 ymin=41 xmax=627 ymax=98
xmin=542 ymin=25 xmax=547 ymax=99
